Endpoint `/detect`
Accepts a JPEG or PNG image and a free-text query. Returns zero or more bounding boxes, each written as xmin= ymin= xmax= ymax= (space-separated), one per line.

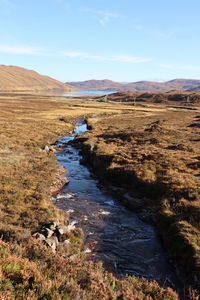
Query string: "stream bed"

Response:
xmin=53 ymin=119 xmax=181 ymax=291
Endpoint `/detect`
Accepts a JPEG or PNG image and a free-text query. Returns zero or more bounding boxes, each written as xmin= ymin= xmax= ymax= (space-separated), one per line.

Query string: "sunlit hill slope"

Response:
xmin=0 ymin=65 xmax=76 ymax=91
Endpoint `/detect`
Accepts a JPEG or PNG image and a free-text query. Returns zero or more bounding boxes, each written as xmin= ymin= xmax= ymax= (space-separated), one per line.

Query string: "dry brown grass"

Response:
xmin=0 ymin=65 xmax=75 ymax=91
xmin=77 ymin=105 xmax=200 ymax=291
xmin=0 ymin=94 xmax=179 ymax=299
xmin=107 ymin=91 xmax=200 ymax=106
xmin=0 ymin=94 xmax=129 ymax=234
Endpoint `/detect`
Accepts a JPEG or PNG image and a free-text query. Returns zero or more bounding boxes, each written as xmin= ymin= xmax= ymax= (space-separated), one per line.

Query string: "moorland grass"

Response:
xmin=0 ymin=94 xmax=179 ymax=299
xmin=77 ymin=108 xmax=200 ymax=292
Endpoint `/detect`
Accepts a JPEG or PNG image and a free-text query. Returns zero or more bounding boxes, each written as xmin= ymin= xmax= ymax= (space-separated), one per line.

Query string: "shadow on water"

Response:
xmin=53 ymin=119 xmax=182 ymax=293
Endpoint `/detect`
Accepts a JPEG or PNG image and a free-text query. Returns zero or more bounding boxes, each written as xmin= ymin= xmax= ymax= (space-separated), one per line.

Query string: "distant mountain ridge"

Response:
xmin=67 ymin=79 xmax=200 ymax=92
xmin=0 ymin=65 xmax=76 ymax=91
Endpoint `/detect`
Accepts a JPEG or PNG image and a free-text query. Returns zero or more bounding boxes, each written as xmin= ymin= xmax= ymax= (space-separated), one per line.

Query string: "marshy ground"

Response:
xmin=0 ymin=93 xmax=199 ymax=299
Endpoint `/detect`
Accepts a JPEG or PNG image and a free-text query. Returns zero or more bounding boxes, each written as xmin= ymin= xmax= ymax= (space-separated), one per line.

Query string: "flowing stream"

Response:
xmin=53 ymin=119 xmax=181 ymax=291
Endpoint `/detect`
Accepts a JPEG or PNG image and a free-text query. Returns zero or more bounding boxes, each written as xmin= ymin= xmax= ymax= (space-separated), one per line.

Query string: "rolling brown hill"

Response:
xmin=67 ymin=79 xmax=123 ymax=91
xmin=0 ymin=65 xmax=76 ymax=91
xmin=67 ymin=79 xmax=200 ymax=92
xmin=187 ymin=85 xmax=200 ymax=91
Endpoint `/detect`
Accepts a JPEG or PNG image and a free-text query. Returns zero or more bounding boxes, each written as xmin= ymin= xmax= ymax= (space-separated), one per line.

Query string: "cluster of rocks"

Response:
xmin=33 ymin=221 xmax=76 ymax=253
xmin=43 ymin=145 xmax=56 ymax=154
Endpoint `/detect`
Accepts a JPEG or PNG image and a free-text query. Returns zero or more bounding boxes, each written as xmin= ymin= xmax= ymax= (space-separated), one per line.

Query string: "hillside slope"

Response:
xmin=106 ymin=91 xmax=200 ymax=105
xmin=67 ymin=79 xmax=123 ymax=90
xmin=0 ymin=65 xmax=76 ymax=91
xmin=67 ymin=79 xmax=200 ymax=92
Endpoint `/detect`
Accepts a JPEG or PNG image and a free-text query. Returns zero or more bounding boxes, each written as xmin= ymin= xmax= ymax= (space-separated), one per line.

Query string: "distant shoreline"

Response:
xmin=63 ymin=89 xmax=117 ymax=97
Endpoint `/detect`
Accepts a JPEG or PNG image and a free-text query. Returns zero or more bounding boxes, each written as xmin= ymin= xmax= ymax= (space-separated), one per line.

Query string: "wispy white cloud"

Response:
xmin=133 ymin=24 xmax=144 ymax=31
xmin=113 ymin=55 xmax=151 ymax=63
xmin=0 ymin=44 xmax=152 ymax=63
xmin=63 ymin=51 xmax=107 ymax=61
xmin=133 ymin=24 xmax=173 ymax=39
xmin=160 ymin=64 xmax=200 ymax=71
xmin=0 ymin=45 xmax=44 ymax=55
xmin=63 ymin=51 xmax=86 ymax=58
xmin=64 ymin=51 xmax=152 ymax=63
xmin=83 ymin=8 xmax=121 ymax=26
xmin=151 ymin=30 xmax=173 ymax=39
xmin=98 ymin=11 xmax=120 ymax=26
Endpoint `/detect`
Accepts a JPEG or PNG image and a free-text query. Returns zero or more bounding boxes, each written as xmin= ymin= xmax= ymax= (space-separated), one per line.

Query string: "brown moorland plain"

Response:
xmin=76 ymin=103 xmax=200 ymax=292
xmin=0 ymin=94 xmax=180 ymax=299
xmin=0 ymin=65 xmax=76 ymax=91
xmin=106 ymin=91 xmax=200 ymax=106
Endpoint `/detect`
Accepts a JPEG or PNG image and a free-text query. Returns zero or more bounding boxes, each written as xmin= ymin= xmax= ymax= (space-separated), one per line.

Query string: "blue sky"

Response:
xmin=0 ymin=0 xmax=200 ymax=82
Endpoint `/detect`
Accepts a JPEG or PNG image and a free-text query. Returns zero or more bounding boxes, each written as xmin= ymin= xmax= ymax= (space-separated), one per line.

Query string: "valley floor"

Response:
xmin=0 ymin=93 xmax=199 ymax=299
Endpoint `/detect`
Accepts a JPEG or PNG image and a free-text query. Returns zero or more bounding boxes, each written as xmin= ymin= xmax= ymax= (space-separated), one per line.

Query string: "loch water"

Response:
xmin=63 ymin=89 xmax=117 ymax=97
